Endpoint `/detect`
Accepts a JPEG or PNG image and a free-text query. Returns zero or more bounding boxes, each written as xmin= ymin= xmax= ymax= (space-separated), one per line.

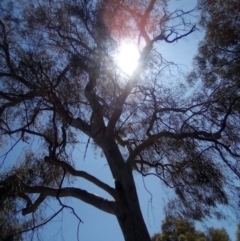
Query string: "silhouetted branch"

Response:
xmin=45 ymin=156 xmax=116 ymax=197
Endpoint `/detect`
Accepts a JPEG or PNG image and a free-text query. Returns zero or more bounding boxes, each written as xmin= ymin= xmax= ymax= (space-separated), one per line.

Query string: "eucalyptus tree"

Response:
xmin=151 ymin=215 xmax=231 ymax=241
xmin=187 ymin=0 xmax=240 ymax=182
xmin=0 ymin=0 xmax=240 ymax=241
xmin=193 ymin=0 xmax=240 ymax=88
xmin=206 ymin=228 xmax=231 ymax=241
xmin=151 ymin=215 xmax=204 ymax=241
xmin=236 ymin=224 xmax=240 ymax=241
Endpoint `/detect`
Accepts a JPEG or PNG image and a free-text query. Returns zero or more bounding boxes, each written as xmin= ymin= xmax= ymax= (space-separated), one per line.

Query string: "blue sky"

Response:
xmin=1 ymin=0 xmax=238 ymax=240
xmin=41 ymin=0 xmax=236 ymax=238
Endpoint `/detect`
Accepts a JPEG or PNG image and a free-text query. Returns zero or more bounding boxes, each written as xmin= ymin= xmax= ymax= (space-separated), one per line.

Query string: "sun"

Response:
xmin=114 ymin=42 xmax=140 ymax=75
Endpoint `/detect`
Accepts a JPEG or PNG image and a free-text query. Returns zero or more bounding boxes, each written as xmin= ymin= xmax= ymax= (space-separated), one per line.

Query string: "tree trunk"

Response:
xmin=96 ymin=135 xmax=151 ymax=241
xmin=114 ymin=167 xmax=151 ymax=241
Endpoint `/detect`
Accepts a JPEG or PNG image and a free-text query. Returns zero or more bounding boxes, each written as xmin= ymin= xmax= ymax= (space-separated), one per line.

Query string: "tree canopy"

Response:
xmin=236 ymin=224 xmax=240 ymax=241
xmin=152 ymin=215 xmax=232 ymax=241
xmin=0 ymin=0 xmax=239 ymax=240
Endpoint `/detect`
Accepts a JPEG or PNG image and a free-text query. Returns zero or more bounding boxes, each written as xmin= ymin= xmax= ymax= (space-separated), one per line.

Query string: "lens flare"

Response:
xmin=114 ymin=43 xmax=140 ymax=75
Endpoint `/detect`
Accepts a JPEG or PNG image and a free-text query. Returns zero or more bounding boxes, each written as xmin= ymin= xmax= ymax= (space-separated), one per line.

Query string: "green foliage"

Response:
xmin=0 ymin=0 xmax=240 ymax=240
xmin=236 ymin=224 xmax=240 ymax=241
xmin=189 ymin=0 xmax=240 ymax=88
xmin=188 ymin=0 xmax=240 ymax=142
xmin=152 ymin=215 xmax=205 ymax=241
xmin=206 ymin=228 xmax=230 ymax=241
xmin=152 ymin=215 xmax=234 ymax=241
xmin=187 ymin=0 xmax=240 ymax=203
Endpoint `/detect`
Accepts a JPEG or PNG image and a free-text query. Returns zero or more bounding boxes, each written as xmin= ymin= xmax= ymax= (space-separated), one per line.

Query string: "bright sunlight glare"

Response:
xmin=114 ymin=43 xmax=140 ymax=75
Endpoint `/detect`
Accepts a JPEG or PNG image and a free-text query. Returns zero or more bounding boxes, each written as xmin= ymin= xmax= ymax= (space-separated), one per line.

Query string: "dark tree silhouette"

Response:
xmin=151 ymin=215 xmax=231 ymax=241
xmin=0 ymin=0 xmax=239 ymax=240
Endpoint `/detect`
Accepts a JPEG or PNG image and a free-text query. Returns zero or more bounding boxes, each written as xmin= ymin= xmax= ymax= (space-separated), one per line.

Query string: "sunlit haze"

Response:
xmin=114 ymin=43 xmax=140 ymax=75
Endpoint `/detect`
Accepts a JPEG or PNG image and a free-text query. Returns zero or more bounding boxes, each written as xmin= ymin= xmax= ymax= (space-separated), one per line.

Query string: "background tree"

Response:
xmin=0 ymin=0 xmax=239 ymax=241
xmin=236 ymin=224 xmax=240 ymax=241
xmin=192 ymin=0 xmax=240 ymax=88
xmin=206 ymin=228 xmax=230 ymax=241
xmin=151 ymin=215 xmax=232 ymax=241
xmin=187 ymin=0 xmax=240 ymax=181
xmin=151 ymin=215 xmax=205 ymax=241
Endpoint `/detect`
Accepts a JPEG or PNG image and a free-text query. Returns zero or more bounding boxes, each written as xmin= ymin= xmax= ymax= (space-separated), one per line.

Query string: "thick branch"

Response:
xmin=69 ymin=116 xmax=92 ymax=136
xmin=127 ymin=130 xmax=223 ymax=164
xmin=24 ymin=185 xmax=115 ymax=215
xmin=47 ymin=92 xmax=92 ymax=136
xmin=45 ymin=156 xmax=116 ymax=198
xmin=138 ymin=0 xmax=157 ymax=44
xmin=84 ymin=74 xmax=106 ymax=136
xmin=21 ymin=194 xmax=46 ymax=216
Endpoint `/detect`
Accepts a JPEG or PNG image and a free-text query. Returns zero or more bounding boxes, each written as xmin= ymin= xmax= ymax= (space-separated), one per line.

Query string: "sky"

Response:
xmin=1 ymin=0 xmax=238 ymax=240
xmin=41 ymin=0 xmax=236 ymax=240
